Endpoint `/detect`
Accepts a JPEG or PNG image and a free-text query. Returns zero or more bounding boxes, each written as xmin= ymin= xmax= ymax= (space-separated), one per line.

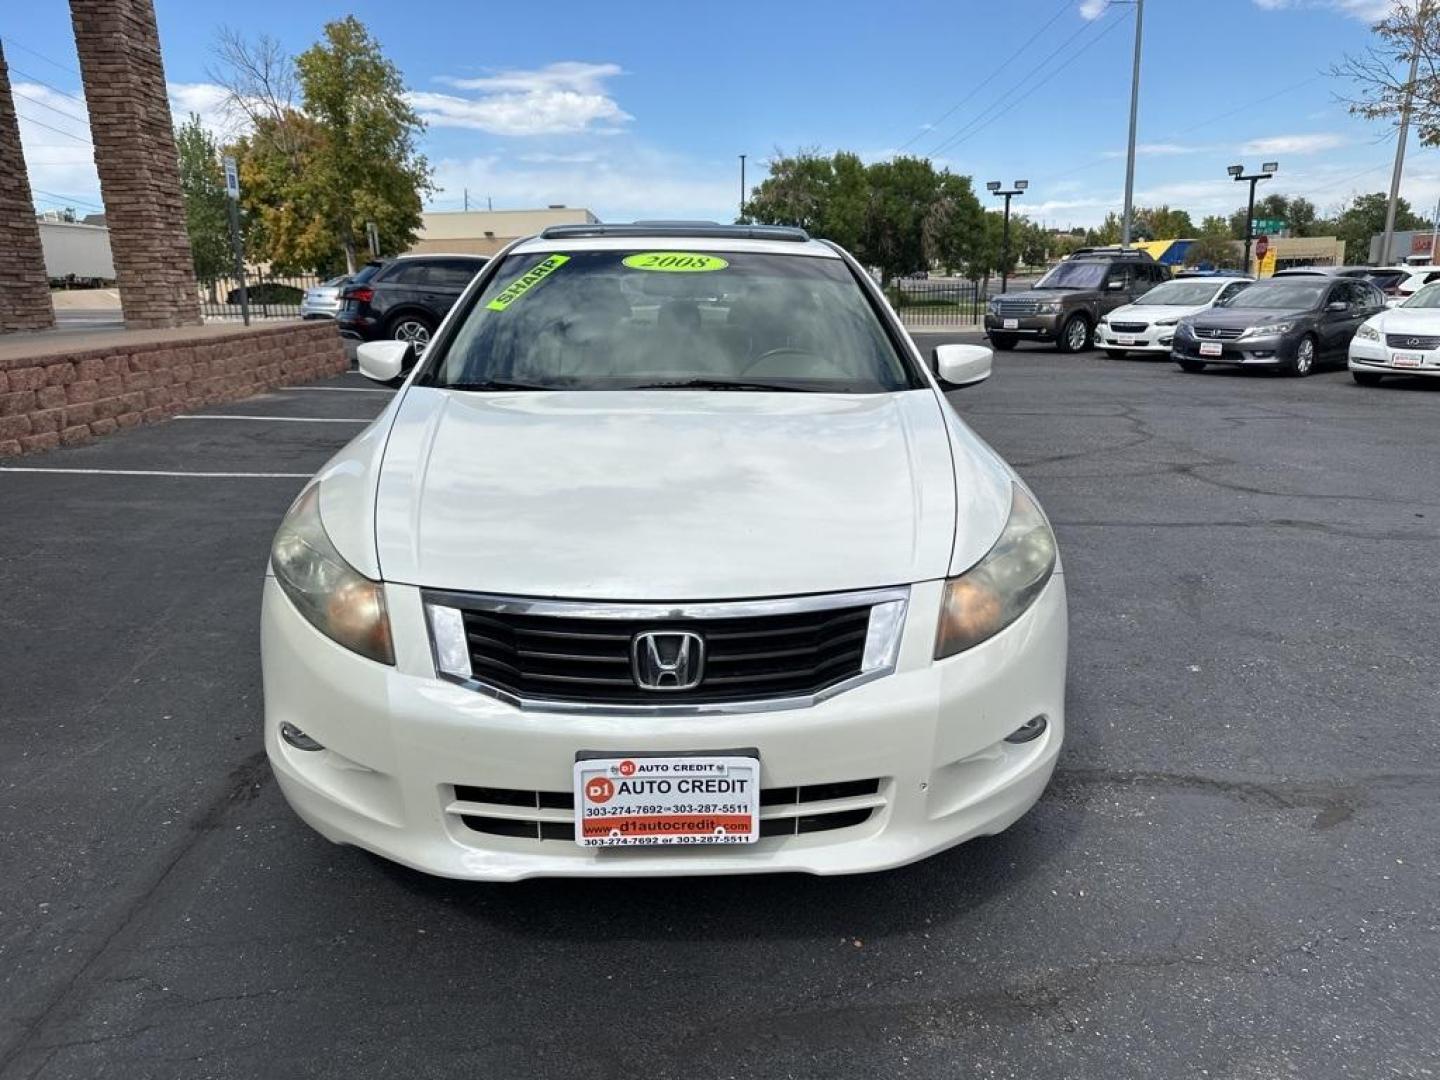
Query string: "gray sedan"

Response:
xmin=300 ymin=275 xmax=351 ymax=319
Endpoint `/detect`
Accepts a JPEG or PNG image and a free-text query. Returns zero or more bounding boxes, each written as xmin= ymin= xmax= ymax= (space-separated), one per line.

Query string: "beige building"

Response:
xmin=408 ymin=207 xmax=600 ymax=256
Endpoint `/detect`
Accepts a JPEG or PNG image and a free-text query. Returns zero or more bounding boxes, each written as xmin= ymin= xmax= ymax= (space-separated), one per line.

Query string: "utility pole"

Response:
xmin=739 ymin=154 xmax=747 ymax=221
xmin=1120 ymin=0 xmax=1145 ymax=247
xmin=987 ymin=180 xmax=1029 ymax=294
xmin=1429 ymin=192 xmax=1440 ymax=263
xmin=464 ymin=187 xmax=469 ymax=212
xmin=1228 ymin=162 xmax=1278 ymax=275
xmin=221 ymin=154 xmax=249 ymax=326
xmin=1382 ymin=34 xmax=1423 ymax=266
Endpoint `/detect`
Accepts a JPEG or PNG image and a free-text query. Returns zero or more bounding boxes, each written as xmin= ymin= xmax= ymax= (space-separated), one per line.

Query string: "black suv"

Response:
xmin=984 ymin=248 xmax=1172 ymax=353
xmin=337 ymin=254 xmax=489 ymax=356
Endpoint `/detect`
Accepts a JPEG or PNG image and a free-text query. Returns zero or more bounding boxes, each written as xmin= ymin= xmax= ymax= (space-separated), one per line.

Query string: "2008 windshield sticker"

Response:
xmin=486 ymin=254 xmax=571 ymax=311
xmin=622 ymin=252 xmax=729 ymax=273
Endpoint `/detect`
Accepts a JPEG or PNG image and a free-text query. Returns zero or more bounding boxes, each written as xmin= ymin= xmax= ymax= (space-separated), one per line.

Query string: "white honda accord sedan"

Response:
xmin=262 ymin=222 xmax=1067 ymax=880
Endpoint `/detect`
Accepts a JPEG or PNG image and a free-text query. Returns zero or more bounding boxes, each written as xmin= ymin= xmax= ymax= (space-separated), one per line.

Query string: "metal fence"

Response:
xmin=887 ymin=279 xmax=989 ymax=327
xmin=198 ymin=271 xmax=325 ymax=322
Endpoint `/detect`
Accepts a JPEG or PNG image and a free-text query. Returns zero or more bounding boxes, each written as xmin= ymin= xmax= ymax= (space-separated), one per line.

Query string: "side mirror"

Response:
xmin=356 ymin=340 xmax=410 ymax=382
xmin=1326 ymin=301 xmax=1348 ymax=313
xmin=933 ymin=344 xmax=993 ymax=389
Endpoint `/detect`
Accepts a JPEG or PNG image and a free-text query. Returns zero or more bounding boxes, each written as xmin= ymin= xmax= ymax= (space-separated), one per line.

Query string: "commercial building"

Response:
xmin=408 ymin=207 xmax=599 ymax=257
xmin=1368 ymin=228 xmax=1440 ymax=265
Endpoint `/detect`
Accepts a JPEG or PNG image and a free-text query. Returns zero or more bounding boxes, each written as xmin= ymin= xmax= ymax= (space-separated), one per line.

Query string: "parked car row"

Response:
xmin=984 ymin=250 xmax=1437 ymax=384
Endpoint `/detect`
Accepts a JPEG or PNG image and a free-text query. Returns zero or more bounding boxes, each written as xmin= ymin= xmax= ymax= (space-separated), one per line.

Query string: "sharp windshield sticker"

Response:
xmin=621 ymin=252 xmax=730 ymax=273
xmin=486 ymin=254 xmax=571 ymax=311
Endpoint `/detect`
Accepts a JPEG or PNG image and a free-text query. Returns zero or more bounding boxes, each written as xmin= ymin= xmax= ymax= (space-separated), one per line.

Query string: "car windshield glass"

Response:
xmin=1034 ymin=262 xmax=1108 ymax=289
xmin=1220 ymin=281 xmax=1326 ymax=309
xmin=321 ymin=275 xmax=350 ymax=288
xmin=1402 ymin=283 xmax=1440 ymax=308
xmin=349 ymin=262 xmax=384 ymax=285
xmin=1135 ymin=281 xmax=1226 ymax=306
xmin=430 ymin=249 xmax=917 ymax=392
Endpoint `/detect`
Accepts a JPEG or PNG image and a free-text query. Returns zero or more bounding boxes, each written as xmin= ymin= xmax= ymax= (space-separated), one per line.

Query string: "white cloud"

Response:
xmin=1254 ymin=0 xmax=1399 ymax=20
xmin=1242 ymin=132 xmax=1347 ymax=154
xmin=430 ymin=143 xmax=739 ymax=222
xmin=411 ymin=61 xmax=632 ymax=136
xmin=167 ymin=82 xmax=234 ymax=137
xmin=1102 ymin=142 xmax=1206 ymax=158
xmin=1079 ymin=0 xmax=1109 ymax=18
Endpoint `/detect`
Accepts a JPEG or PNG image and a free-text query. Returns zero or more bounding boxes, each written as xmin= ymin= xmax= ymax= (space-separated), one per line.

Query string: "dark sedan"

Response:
xmin=1171 ymin=277 xmax=1386 ymax=377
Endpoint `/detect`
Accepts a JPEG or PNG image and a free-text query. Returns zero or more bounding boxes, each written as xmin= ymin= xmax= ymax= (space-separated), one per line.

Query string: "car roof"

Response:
xmin=390 ymin=252 xmax=489 ymax=262
xmin=513 ymin=221 xmax=840 ymax=258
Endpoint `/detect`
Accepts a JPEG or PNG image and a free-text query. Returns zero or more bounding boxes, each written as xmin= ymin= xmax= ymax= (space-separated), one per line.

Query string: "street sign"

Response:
xmin=222 ymin=155 xmax=240 ymax=201
xmin=1255 ymin=235 xmax=1270 ymax=260
xmin=1251 ymin=218 xmax=1284 ymax=236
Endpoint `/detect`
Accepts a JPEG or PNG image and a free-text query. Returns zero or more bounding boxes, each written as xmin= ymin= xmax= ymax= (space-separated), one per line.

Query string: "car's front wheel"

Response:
xmin=1177 ymin=358 xmax=1206 ymax=373
xmin=989 ymin=333 xmax=1018 ymax=351
xmin=1352 ymin=370 xmax=1384 ymax=386
xmin=1056 ymin=314 xmax=1090 ymax=354
xmin=388 ymin=313 xmax=435 ymax=357
xmin=1286 ymin=335 xmax=1317 ymax=377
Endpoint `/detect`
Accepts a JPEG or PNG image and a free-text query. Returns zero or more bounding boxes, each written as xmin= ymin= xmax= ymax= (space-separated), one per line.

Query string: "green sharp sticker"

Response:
xmin=486 ymin=254 xmax=571 ymax=311
xmin=622 ymin=252 xmax=730 ymax=273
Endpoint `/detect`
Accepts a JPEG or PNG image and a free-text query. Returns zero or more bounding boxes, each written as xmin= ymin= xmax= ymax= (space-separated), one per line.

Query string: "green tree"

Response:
xmin=1136 ymin=205 xmax=1194 ymax=239
xmin=1184 ymin=217 xmax=1242 ymax=270
xmin=742 ymin=149 xmax=870 ymax=256
xmin=1086 ymin=212 xmax=1124 ymax=246
xmin=1331 ymin=1 xmax=1440 ymax=146
xmin=1331 ymin=191 xmax=1429 ymax=263
xmin=924 ymin=171 xmax=985 ymax=278
xmin=1226 ymin=194 xmax=1323 ymax=240
xmin=175 ymin=114 xmax=232 ymax=291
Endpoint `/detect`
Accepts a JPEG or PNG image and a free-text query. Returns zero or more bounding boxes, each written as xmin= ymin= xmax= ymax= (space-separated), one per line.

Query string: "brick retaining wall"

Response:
xmin=0 ymin=321 xmax=347 ymax=456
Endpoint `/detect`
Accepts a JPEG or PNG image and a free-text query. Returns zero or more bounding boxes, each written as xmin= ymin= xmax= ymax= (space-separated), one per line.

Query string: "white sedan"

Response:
xmin=261 ymin=222 xmax=1068 ymax=880
xmin=1349 ymin=282 xmax=1440 ymax=384
xmin=1095 ymin=276 xmax=1253 ymax=357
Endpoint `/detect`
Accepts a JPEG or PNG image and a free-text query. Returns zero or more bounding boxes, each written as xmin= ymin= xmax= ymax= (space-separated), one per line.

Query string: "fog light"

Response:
xmin=280 ymin=721 xmax=324 ymax=751
xmin=1004 ymin=715 xmax=1048 ymax=744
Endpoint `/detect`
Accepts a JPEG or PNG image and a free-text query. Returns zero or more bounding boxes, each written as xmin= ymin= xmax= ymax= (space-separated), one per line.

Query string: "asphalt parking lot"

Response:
xmin=2 ymin=338 xmax=1437 ymax=1079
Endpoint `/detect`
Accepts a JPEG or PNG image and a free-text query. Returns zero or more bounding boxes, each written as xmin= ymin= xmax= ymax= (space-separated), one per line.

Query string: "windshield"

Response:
xmin=349 ymin=262 xmax=385 ymax=286
xmin=1135 ymin=281 xmax=1226 ymax=306
xmin=1219 ymin=281 xmax=1326 ymax=310
xmin=1402 ymin=282 xmax=1440 ymax=308
xmin=428 ymin=249 xmax=918 ymax=393
xmin=321 ymin=274 xmax=350 ymax=288
xmin=1034 ymin=262 xmax=1108 ymax=290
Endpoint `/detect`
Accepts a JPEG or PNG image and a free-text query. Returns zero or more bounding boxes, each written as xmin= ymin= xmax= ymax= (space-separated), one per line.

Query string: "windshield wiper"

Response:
xmin=444 ymin=379 xmax=557 ymax=392
xmin=623 ymin=378 xmax=815 ymax=393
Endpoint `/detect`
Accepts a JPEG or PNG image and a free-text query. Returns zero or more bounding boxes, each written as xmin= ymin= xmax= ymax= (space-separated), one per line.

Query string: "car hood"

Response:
xmin=1187 ymin=307 xmax=1310 ymax=330
xmin=1371 ymin=308 xmax=1440 ymax=335
xmin=371 ymin=386 xmax=989 ymax=600
xmin=996 ymin=288 xmax=1098 ymax=303
xmin=1107 ymin=302 xmax=1206 ymax=321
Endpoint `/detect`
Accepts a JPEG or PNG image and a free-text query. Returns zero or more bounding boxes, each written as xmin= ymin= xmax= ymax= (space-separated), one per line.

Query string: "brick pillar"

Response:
xmin=70 ymin=0 xmax=201 ymax=329
xmin=0 ymin=43 xmax=56 ymax=333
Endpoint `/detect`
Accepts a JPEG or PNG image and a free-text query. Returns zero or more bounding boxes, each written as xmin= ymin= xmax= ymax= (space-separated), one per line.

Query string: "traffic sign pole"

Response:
xmin=223 ymin=155 xmax=249 ymax=327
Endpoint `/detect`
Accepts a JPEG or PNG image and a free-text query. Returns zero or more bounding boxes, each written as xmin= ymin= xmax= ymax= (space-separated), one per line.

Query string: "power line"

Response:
xmin=14 ymin=112 xmax=93 ymax=146
xmin=31 ymin=187 xmax=105 ymax=211
xmin=7 ymin=64 xmax=88 ymax=108
xmin=0 ymin=35 xmax=81 ymax=77
xmin=929 ymin=5 xmax=1134 ymax=158
xmin=10 ymin=87 xmax=89 ymax=127
xmin=893 ymin=0 xmax=1078 ymax=152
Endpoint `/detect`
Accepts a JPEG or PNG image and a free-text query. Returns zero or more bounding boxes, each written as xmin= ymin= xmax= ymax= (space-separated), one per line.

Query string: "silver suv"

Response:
xmin=984 ymin=248 xmax=1172 ymax=353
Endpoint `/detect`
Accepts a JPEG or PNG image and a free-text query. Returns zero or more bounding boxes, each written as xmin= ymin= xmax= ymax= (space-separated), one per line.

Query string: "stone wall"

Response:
xmin=70 ymin=0 xmax=201 ymax=329
xmin=0 ymin=322 xmax=347 ymax=457
xmin=0 ymin=43 xmax=56 ymax=334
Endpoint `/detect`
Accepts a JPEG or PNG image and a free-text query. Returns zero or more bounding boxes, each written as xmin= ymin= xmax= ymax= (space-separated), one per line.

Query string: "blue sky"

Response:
xmin=6 ymin=0 xmax=1433 ymax=231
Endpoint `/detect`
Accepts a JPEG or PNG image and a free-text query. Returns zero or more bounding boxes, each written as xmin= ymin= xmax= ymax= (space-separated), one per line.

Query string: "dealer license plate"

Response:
xmin=1392 ymin=351 xmax=1424 ymax=368
xmin=574 ymin=753 xmax=761 ymax=847
xmin=1199 ymin=341 xmax=1224 ymax=357
xmin=1003 ymin=318 xmax=1019 ymax=330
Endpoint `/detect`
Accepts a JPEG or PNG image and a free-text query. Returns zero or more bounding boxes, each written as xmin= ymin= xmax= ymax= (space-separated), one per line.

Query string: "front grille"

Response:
xmin=1109 ymin=321 xmax=1148 ymax=333
xmin=1385 ymin=333 xmax=1440 ymax=349
xmin=448 ymin=602 xmax=874 ymax=706
xmin=451 ymin=779 xmax=884 ymax=842
xmin=997 ymin=300 xmax=1038 ymax=317
xmin=1193 ymin=326 xmax=1243 ymax=340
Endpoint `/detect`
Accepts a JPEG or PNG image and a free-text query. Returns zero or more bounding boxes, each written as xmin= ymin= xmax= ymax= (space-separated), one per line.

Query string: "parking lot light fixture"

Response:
xmin=989 ymin=181 xmax=1029 ymax=295
xmin=1230 ymin=163 xmax=1278 ymax=275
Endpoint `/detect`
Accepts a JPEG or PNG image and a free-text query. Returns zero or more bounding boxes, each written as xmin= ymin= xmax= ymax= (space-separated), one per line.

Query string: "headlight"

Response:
xmin=935 ymin=484 xmax=1057 ymax=659
xmin=1356 ymin=323 xmax=1381 ymax=341
xmin=1239 ymin=321 xmax=1292 ymax=339
xmin=1036 ymin=302 xmax=1061 ymax=314
xmin=1154 ymin=317 xmax=1179 ymax=326
xmin=270 ymin=485 xmax=394 ymax=664
xmin=987 ymin=299 xmax=1001 ymax=313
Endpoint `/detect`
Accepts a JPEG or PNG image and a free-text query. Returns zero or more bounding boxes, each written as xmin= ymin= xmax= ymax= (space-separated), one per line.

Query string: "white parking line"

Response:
xmin=174 ymin=415 xmax=369 ymax=423
xmin=281 ymin=385 xmax=394 ymax=394
xmin=0 ymin=467 xmax=310 ymax=478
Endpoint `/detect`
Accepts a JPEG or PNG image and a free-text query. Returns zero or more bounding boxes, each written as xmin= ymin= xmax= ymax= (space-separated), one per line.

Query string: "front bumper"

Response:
xmin=261 ymin=575 xmax=1068 ymax=881
xmin=1348 ymin=337 xmax=1440 ymax=376
xmin=985 ymin=313 xmax=1061 ymax=340
xmin=1171 ymin=333 xmax=1290 ymax=366
xmin=1097 ymin=324 xmax=1177 ymax=352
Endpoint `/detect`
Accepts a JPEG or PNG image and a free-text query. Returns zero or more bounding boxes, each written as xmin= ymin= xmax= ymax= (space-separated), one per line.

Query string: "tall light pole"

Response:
xmin=1119 ymin=0 xmax=1145 ymax=247
xmin=987 ymin=180 xmax=1029 ymax=294
xmin=1229 ymin=162 xmax=1278 ymax=274
xmin=739 ymin=154 xmax=747 ymax=221
xmin=1382 ymin=39 xmax=1423 ymax=265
